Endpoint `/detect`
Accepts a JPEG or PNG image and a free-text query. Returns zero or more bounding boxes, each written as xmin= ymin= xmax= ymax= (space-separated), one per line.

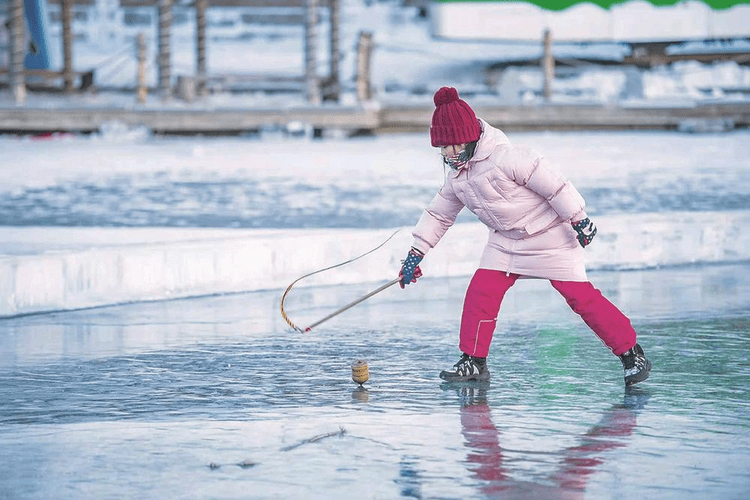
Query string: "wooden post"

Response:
xmin=61 ymin=0 xmax=74 ymax=92
xmin=196 ymin=0 xmax=207 ymax=96
xmin=542 ymin=29 xmax=554 ymax=101
xmin=304 ymin=0 xmax=320 ymax=105
xmin=355 ymin=31 xmax=373 ymax=102
xmin=9 ymin=0 xmax=26 ymax=104
xmin=326 ymin=0 xmax=340 ymax=102
xmin=158 ymin=0 xmax=173 ymax=100
xmin=136 ymin=32 xmax=147 ymax=104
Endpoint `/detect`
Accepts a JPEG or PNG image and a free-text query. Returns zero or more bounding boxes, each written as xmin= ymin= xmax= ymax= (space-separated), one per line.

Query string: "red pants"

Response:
xmin=459 ymin=269 xmax=636 ymax=358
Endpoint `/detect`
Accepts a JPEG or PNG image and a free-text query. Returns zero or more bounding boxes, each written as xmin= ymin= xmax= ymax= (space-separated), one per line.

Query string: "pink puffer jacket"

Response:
xmin=412 ymin=119 xmax=589 ymax=281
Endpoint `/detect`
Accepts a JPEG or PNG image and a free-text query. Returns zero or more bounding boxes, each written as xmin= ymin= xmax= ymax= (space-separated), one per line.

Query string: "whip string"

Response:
xmin=280 ymin=229 xmax=402 ymax=332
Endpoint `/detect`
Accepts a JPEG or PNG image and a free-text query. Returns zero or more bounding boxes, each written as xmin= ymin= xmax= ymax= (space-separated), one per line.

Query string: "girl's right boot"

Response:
xmin=619 ymin=343 xmax=651 ymax=386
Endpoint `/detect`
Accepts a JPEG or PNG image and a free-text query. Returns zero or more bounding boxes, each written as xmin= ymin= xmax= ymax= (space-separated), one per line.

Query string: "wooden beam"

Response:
xmin=355 ymin=31 xmax=373 ymax=102
xmin=136 ymin=33 xmax=148 ymax=103
xmin=1 ymin=104 xmax=749 ymax=134
xmin=0 ymin=106 xmax=380 ymax=133
xmin=9 ymin=0 xmax=26 ymax=104
xmin=379 ymin=103 xmax=750 ymax=132
xmin=157 ymin=0 xmax=172 ymax=100
xmin=119 ymin=0 xmax=329 ymax=7
xmin=623 ymin=51 xmax=750 ymax=68
xmin=196 ymin=0 xmax=207 ymax=95
xmin=542 ymin=29 xmax=553 ymax=101
xmin=240 ymin=11 xmax=304 ymax=25
xmin=46 ymin=0 xmax=96 ymax=5
xmin=325 ymin=0 xmax=339 ymax=102
xmin=304 ymin=0 xmax=320 ymax=105
xmin=61 ymin=0 xmax=74 ymax=92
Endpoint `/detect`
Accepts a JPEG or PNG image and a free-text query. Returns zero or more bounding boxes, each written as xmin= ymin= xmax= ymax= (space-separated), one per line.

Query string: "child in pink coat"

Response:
xmin=398 ymin=87 xmax=651 ymax=386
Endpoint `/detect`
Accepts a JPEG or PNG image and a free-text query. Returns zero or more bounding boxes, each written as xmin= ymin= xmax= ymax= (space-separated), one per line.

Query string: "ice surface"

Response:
xmin=1 ymin=264 xmax=749 ymax=499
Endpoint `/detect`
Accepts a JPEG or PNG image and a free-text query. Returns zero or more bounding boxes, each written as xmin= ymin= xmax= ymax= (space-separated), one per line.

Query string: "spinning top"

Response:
xmin=351 ymin=360 xmax=369 ymax=385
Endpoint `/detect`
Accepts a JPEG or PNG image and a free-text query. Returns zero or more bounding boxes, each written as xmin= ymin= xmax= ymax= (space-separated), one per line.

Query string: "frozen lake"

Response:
xmin=1 ymin=263 xmax=749 ymax=499
xmin=2 ymin=131 xmax=749 ymax=229
xmin=1 ymin=127 xmax=749 ymax=498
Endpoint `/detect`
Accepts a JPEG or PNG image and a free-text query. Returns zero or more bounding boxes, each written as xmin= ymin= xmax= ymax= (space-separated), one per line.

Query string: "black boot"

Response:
xmin=439 ymin=353 xmax=490 ymax=382
xmin=619 ymin=343 xmax=651 ymax=386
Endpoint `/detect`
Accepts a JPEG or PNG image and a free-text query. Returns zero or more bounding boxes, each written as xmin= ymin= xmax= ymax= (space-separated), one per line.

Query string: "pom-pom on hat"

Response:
xmin=430 ymin=87 xmax=481 ymax=147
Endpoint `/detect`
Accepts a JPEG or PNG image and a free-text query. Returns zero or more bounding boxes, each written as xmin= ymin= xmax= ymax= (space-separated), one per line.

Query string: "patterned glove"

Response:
xmin=399 ymin=247 xmax=424 ymax=289
xmin=572 ymin=218 xmax=597 ymax=248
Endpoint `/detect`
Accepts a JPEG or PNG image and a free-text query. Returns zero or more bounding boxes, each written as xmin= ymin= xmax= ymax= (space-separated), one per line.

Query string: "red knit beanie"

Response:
xmin=430 ymin=87 xmax=481 ymax=147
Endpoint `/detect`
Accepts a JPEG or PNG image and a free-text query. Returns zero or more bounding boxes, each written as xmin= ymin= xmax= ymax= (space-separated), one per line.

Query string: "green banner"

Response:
xmin=433 ymin=0 xmax=747 ymax=11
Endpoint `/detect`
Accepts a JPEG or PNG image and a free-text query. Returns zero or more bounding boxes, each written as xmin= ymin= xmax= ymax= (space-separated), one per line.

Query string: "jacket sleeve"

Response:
xmin=411 ymin=183 xmax=465 ymax=254
xmin=500 ymin=146 xmax=587 ymax=222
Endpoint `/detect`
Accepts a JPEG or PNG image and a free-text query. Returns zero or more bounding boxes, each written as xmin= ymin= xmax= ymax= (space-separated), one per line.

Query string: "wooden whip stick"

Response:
xmin=301 ymin=278 xmax=400 ymax=332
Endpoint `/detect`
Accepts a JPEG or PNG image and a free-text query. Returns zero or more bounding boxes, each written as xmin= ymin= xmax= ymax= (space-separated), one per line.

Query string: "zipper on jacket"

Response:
xmin=506 ymin=239 xmax=516 ymax=276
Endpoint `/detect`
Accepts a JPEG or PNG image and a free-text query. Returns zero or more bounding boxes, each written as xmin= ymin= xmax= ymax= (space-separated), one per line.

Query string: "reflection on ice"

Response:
xmin=455 ymin=383 xmax=648 ymax=499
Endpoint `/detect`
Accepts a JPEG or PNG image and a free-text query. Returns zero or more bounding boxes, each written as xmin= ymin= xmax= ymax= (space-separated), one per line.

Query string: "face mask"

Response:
xmin=443 ymin=148 xmax=470 ymax=170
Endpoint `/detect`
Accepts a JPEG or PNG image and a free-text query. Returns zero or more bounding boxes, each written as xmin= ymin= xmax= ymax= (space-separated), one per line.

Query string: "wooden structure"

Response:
xmin=117 ymin=0 xmax=341 ymax=103
xmin=59 ymin=0 xmax=73 ymax=91
xmin=0 ymin=101 xmax=748 ymax=134
xmin=136 ymin=33 xmax=147 ymax=102
xmin=623 ymin=42 xmax=750 ymax=68
xmin=3 ymin=0 xmax=97 ymax=101
xmin=196 ymin=0 xmax=207 ymax=96
xmin=542 ymin=29 xmax=553 ymax=101
xmin=355 ymin=31 xmax=373 ymax=102
xmin=2 ymin=0 xmax=339 ymax=103
xmin=7 ymin=0 xmax=26 ymax=103
xmin=157 ymin=0 xmax=171 ymax=99
xmin=487 ymin=43 xmax=750 ymax=73
xmin=378 ymin=102 xmax=750 ymax=133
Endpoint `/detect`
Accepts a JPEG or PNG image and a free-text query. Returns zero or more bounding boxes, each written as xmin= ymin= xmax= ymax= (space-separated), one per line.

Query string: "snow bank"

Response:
xmin=1 ymin=210 xmax=749 ymax=318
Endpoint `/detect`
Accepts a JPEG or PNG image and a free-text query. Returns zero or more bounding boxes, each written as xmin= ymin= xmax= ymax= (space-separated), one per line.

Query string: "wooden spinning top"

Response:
xmin=351 ymin=360 xmax=369 ymax=385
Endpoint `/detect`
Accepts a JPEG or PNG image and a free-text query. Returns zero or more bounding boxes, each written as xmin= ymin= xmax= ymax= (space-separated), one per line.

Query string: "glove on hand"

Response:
xmin=399 ymin=247 xmax=424 ymax=288
xmin=572 ymin=217 xmax=597 ymax=248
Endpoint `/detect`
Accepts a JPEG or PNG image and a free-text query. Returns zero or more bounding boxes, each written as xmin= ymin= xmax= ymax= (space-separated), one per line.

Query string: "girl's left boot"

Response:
xmin=440 ymin=353 xmax=490 ymax=382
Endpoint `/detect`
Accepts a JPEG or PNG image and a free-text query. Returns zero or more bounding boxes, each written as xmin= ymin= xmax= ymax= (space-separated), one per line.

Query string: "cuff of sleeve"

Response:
xmin=571 ymin=210 xmax=588 ymax=223
xmin=411 ymin=239 xmax=430 ymax=256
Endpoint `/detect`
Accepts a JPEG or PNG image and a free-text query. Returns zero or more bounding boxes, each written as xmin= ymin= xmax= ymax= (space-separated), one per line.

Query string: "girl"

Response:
xmin=398 ymin=87 xmax=651 ymax=386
